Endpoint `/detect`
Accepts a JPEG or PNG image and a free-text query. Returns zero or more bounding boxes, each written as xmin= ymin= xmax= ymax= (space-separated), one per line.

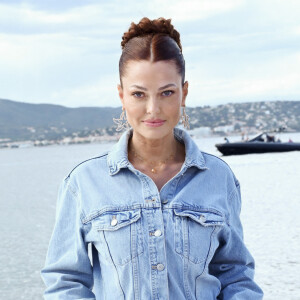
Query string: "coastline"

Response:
xmin=1 ymin=129 xmax=299 ymax=150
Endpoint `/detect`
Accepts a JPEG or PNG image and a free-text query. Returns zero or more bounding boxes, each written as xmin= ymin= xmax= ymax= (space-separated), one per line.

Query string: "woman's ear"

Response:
xmin=181 ymin=81 xmax=189 ymax=106
xmin=117 ymin=84 xmax=124 ymax=106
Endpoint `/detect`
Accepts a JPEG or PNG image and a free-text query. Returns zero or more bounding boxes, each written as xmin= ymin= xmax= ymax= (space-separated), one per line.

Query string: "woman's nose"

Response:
xmin=146 ymin=97 xmax=160 ymax=114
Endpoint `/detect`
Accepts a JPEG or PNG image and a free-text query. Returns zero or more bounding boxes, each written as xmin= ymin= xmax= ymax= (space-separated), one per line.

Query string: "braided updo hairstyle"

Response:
xmin=119 ymin=17 xmax=185 ymax=87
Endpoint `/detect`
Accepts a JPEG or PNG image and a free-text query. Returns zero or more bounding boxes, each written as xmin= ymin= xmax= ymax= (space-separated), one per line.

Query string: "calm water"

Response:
xmin=0 ymin=133 xmax=300 ymax=299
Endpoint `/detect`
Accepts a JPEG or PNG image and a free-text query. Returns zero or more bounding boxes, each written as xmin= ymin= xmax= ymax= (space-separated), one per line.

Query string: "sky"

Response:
xmin=0 ymin=0 xmax=299 ymax=108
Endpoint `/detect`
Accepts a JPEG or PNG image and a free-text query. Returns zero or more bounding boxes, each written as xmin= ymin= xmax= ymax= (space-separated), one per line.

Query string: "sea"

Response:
xmin=0 ymin=132 xmax=300 ymax=299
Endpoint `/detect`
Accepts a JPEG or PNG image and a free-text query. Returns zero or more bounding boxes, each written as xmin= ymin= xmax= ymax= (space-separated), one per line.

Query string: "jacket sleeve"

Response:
xmin=41 ymin=176 xmax=96 ymax=299
xmin=209 ymin=179 xmax=263 ymax=299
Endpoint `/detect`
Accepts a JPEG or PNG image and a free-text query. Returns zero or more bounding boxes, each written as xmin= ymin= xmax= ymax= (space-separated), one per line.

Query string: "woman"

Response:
xmin=41 ymin=17 xmax=263 ymax=299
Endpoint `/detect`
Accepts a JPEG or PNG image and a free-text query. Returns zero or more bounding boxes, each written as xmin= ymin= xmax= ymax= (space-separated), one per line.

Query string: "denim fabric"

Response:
xmin=41 ymin=127 xmax=263 ymax=299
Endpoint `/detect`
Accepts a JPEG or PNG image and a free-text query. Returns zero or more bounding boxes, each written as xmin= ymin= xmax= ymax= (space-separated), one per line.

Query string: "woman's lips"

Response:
xmin=143 ymin=119 xmax=166 ymax=127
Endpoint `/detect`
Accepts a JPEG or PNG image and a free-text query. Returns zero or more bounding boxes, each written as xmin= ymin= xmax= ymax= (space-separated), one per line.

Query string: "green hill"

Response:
xmin=0 ymin=98 xmax=299 ymax=142
xmin=0 ymin=98 xmax=120 ymax=141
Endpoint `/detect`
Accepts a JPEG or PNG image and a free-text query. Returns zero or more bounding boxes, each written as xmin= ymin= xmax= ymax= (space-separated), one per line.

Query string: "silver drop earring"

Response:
xmin=113 ymin=108 xmax=130 ymax=131
xmin=181 ymin=106 xmax=190 ymax=130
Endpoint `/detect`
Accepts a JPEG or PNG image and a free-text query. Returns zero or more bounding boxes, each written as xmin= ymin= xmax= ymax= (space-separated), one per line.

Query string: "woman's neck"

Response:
xmin=129 ymin=131 xmax=178 ymax=161
xmin=127 ymin=130 xmax=186 ymax=176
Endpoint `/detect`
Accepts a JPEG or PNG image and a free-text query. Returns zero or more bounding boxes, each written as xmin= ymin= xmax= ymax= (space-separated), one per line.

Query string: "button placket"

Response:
xmin=142 ymin=175 xmax=168 ymax=299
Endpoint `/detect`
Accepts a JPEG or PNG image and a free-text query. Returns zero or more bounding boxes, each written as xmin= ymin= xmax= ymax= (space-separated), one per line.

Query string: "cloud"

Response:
xmin=141 ymin=0 xmax=244 ymax=22
xmin=47 ymin=74 xmax=121 ymax=108
xmin=0 ymin=0 xmax=299 ymax=107
xmin=186 ymin=51 xmax=300 ymax=106
xmin=0 ymin=0 xmax=94 ymax=12
xmin=0 ymin=0 xmax=246 ymax=35
xmin=0 ymin=2 xmax=123 ymax=35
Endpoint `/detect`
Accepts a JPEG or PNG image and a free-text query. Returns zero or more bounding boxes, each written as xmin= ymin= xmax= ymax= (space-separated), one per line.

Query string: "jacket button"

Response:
xmin=154 ymin=229 xmax=162 ymax=237
xmin=199 ymin=215 xmax=206 ymax=222
xmin=162 ymin=199 xmax=168 ymax=204
xmin=111 ymin=217 xmax=118 ymax=226
xmin=157 ymin=263 xmax=165 ymax=271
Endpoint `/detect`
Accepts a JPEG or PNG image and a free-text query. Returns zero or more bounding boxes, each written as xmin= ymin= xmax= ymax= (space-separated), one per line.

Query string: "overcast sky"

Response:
xmin=0 ymin=0 xmax=299 ymax=108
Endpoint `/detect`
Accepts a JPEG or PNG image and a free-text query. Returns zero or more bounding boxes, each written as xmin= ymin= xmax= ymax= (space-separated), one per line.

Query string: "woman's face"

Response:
xmin=117 ymin=60 xmax=188 ymax=141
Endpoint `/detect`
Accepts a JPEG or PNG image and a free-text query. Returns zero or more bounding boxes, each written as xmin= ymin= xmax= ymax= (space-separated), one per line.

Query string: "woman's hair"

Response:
xmin=119 ymin=17 xmax=185 ymax=87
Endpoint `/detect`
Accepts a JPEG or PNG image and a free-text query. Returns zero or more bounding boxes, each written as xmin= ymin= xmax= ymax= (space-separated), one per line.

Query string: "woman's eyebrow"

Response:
xmin=158 ymin=83 xmax=177 ymax=90
xmin=130 ymin=85 xmax=147 ymax=91
xmin=130 ymin=83 xmax=177 ymax=91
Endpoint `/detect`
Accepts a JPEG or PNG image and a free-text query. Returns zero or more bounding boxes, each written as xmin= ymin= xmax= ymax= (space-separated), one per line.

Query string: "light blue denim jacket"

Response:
xmin=41 ymin=127 xmax=263 ymax=299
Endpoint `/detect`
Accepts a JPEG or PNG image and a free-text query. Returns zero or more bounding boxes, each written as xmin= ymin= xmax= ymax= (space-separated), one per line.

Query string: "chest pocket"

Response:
xmin=174 ymin=208 xmax=225 ymax=264
xmin=91 ymin=209 xmax=144 ymax=266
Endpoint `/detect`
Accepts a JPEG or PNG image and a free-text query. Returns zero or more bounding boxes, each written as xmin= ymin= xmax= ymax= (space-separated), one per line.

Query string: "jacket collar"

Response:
xmin=107 ymin=127 xmax=207 ymax=175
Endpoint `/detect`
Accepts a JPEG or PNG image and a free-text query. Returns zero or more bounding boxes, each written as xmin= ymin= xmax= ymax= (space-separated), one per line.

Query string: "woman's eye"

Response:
xmin=132 ymin=92 xmax=144 ymax=98
xmin=162 ymin=90 xmax=174 ymax=96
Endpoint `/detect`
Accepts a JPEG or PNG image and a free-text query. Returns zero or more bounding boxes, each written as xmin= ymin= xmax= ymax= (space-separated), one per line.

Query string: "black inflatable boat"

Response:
xmin=215 ymin=132 xmax=300 ymax=156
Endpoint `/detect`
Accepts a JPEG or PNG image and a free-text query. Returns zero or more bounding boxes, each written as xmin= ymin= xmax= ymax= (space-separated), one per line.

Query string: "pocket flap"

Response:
xmin=92 ymin=209 xmax=141 ymax=231
xmin=174 ymin=208 xmax=225 ymax=226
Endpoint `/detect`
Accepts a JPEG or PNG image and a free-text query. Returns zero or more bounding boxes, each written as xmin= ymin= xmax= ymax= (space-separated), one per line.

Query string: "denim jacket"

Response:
xmin=41 ymin=128 xmax=263 ymax=299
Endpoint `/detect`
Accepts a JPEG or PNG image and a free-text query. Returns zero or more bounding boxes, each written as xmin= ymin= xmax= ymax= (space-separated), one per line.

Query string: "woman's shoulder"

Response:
xmin=199 ymin=150 xmax=239 ymax=186
xmin=66 ymin=150 xmax=109 ymax=180
xmin=179 ymin=129 xmax=237 ymax=182
xmin=201 ymin=150 xmax=232 ymax=170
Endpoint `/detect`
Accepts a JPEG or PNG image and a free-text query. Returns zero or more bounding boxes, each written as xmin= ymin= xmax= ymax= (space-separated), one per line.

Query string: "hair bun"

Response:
xmin=121 ymin=17 xmax=182 ymax=51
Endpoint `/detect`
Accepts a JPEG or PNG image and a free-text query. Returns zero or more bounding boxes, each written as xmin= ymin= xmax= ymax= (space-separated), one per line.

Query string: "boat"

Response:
xmin=215 ymin=131 xmax=300 ymax=156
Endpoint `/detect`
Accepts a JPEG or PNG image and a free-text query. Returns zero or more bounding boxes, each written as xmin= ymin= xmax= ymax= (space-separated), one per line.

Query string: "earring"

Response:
xmin=181 ymin=106 xmax=190 ymax=130
xmin=113 ymin=108 xmax=130 ymax=131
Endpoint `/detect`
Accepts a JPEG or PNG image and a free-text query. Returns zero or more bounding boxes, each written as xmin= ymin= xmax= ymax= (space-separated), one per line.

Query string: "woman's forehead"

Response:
xmin=125 ymin=59 xmax=176 ymax=71
xmin=122 ymin=60 xmax=181 ymax=86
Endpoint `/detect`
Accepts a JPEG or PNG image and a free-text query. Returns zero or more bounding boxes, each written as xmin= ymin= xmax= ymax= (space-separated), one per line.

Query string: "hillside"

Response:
xmin=187 ymin=101 xmax=300 ymax=132
xmin=0 ymin=98 xmax=299 ymax=143
xmin=0 ymin=98 xmax=120 ymax=141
